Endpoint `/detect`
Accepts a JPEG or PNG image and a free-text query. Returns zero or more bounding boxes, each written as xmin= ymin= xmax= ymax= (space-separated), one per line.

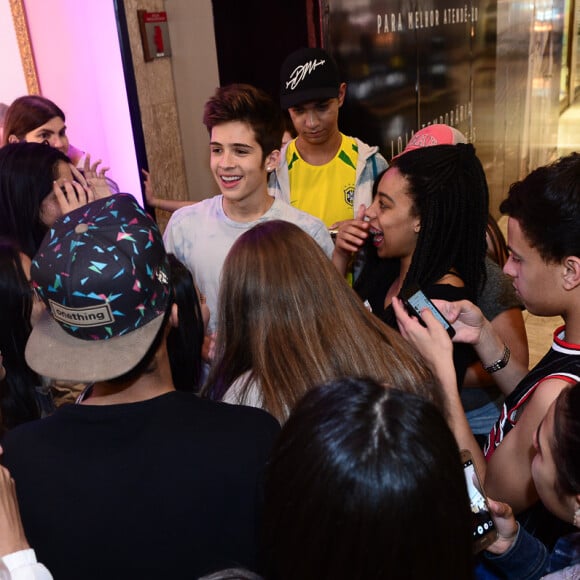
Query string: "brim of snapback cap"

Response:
xmin=25 ymin=308 xmax=167 ymax=383
xmin=391 ymin=145 xmax=422 ymax=161
xmin=280 ymin=86 xmax=340 ymax=110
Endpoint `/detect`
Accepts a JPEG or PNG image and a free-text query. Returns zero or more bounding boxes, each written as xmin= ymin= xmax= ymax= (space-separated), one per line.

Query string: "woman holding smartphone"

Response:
xmin=333 ymin=140 xmax=489 ymax=389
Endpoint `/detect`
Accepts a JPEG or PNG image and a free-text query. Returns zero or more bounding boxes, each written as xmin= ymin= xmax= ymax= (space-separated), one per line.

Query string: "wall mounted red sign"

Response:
xmin=138 ymin=11 xmax=172 ymax=62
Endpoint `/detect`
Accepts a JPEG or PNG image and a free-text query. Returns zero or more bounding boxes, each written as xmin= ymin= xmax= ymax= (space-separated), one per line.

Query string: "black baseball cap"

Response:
xmin=279 ymin=47 xmax=341 ymax=110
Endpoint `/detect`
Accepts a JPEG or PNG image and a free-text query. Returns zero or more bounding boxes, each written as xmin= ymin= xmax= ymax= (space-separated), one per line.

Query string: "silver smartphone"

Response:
xmin=461 ymin=449 xmax=498 ymax=553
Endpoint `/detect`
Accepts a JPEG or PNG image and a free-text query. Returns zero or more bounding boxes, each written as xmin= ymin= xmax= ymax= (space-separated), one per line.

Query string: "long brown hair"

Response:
xmin=203 ymin=220 xmax=439 ymax=422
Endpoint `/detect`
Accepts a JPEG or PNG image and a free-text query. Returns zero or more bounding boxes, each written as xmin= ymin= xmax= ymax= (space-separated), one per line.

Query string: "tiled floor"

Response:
xmin=520 ymin=100 xmax=578 ymax=367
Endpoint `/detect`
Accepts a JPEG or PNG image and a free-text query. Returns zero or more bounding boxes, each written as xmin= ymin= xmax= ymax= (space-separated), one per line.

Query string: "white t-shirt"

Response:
xmin=163 ymin=195 xmax=333 ymax=333
xmin=222 ymin=372 xmax=263 ymax=408
xmin=222 ymin=372 xmax=289 ymax=420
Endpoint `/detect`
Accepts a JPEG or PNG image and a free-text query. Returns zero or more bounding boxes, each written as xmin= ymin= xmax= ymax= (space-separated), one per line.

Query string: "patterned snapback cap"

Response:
xmin=25 ymin=194 xmax=170 ymax=382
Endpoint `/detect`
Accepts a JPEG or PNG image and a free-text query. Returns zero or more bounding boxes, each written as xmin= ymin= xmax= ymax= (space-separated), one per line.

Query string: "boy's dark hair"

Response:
xmin=500 ymin=152 xmax=580 ymax=263
xmin=203 ymin=84 xmax=284 ymax=162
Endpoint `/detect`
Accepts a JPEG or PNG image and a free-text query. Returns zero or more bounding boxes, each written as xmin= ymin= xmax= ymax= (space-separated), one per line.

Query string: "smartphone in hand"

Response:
xmin=401 ymin=285 xmax=456 ymax=338
xmin=461 ymin=449 xmax=498 ymax=553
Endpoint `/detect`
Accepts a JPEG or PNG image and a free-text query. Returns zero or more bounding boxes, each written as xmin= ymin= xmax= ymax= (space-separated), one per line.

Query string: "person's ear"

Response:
xmin=337 ymin=82 xmax=347 ymax=107
xmin=265 ymin=150 xmax=280 ymax=172
xmin=170 ymin=303 xmax=179 ymax=328
xmin=562 ymin=256 xmax=580 ymax=290
xmin=7 ymin=134 xmax=19 ymax=144
xmin=413 ymin=219 xmax=421 ymax=234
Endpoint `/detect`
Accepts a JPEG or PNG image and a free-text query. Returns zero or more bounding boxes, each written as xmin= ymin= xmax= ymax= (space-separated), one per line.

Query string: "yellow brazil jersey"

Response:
xmin=286 ymin=134 xmax=358 ymax=227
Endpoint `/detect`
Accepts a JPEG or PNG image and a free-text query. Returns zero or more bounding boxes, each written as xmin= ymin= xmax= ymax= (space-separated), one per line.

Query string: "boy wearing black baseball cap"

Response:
xmin=270 ymin=47 xmax=388 ymax=231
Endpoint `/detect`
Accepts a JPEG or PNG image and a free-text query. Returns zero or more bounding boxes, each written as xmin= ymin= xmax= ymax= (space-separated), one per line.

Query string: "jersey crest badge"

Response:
xmin=344 ymin=186 xmax=355 ymax=207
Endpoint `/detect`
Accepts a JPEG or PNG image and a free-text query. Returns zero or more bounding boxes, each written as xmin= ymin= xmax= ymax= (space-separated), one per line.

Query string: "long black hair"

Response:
xmin=0 ymin=238 xmax=41 ymax=432
xmin=0 ymin=142 xmax=70 ymax=258
xmin=166 ymin=254 xmax=205 ymax=392
xmin=393 ymin=143 xmax=488 ymax=301
xmin=262 ymin=377 xmax=473 ymax=580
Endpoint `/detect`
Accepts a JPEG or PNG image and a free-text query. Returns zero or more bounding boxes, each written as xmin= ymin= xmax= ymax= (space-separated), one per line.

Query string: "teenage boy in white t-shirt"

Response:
xmin=164 ymin=84 xmax=333 ymax=339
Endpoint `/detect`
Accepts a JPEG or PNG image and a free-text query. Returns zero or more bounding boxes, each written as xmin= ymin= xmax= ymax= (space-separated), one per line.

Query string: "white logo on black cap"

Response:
xmin=286 ymin=59 xmax=326 ymax=90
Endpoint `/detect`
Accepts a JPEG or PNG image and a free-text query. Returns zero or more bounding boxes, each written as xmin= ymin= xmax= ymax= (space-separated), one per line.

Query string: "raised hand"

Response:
xmin=432 ymin=299 xmax=488 ymax=346
xmin=392 ymin=296 xmax=454 ymax=380
xmin=80 ymin=153 xmax=112 ymax=199
xmin=53 ymin=178 xmax=95 ymax=216
xmin=331 ymin=204 xmax=370 ymax=276
xmin=142 ymin=169 xmax=157 ymax=207
xmin=202 ymin=333 xmax=217 ymax=363
xmin=0 ymin=464 xmax=30 ymax=557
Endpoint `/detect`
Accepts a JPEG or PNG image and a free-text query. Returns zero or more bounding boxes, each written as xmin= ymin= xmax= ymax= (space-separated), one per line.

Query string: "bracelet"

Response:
xmin=483 ymin=344 xmax=511 ymax=374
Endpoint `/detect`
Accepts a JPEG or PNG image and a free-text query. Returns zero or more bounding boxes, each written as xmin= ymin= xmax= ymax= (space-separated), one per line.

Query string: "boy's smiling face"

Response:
xmin=210 ymin=121 xmax=276 ymax=204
